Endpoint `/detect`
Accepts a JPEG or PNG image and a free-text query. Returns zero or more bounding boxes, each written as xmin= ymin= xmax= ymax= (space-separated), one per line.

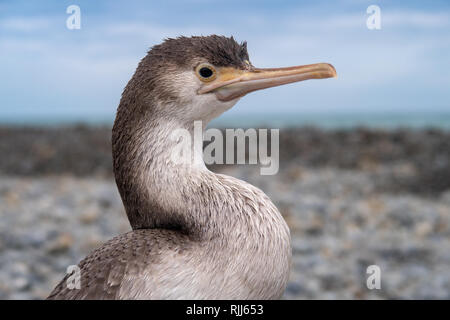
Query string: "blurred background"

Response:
xmin=0 ymin=0 xmax=449 ymax=299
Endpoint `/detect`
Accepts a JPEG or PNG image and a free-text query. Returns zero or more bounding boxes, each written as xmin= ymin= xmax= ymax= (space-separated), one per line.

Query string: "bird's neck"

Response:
xmin=112 ymin=102 xmax=291 ymax=292
xmin=113 ymin=111 xmax=223 ymax=237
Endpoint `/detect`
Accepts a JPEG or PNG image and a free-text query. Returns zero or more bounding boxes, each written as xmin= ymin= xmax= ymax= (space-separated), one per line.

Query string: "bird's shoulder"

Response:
xmin=47 ymin=228 xmax=192 ymax=300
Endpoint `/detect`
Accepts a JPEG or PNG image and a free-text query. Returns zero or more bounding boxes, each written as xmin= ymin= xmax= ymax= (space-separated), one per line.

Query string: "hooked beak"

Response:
xmin=198 ymin=63 xmax=337 ymax=102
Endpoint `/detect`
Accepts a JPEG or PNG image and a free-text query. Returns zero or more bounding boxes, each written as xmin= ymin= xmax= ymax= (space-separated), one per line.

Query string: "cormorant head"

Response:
xmin=121 ymin=35 xmax=336 ymax=123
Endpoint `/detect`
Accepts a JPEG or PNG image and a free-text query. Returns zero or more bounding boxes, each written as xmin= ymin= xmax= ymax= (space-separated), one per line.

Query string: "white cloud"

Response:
xmin=0 ymin=17 xmax=54 ymax=32
xmin=383 ymin=11 xmax=450 ymax=28
xmin=102 ymin=22 xmax=223 ymax=39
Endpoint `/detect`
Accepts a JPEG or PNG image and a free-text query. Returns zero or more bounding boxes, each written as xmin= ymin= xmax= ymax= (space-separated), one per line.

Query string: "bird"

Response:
xmin=47 ymin=35 xmax=336 ymax=299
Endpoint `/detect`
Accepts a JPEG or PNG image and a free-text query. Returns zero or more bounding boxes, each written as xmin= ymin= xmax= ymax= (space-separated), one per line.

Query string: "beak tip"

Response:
xmin=326 ymin=63 xmax=338 ymax=78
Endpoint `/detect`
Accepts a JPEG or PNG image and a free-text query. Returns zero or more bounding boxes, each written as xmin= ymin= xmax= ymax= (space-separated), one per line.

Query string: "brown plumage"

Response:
xmin=47 ymin=34 xmax=338 ymax=299
xmin=149 ymin=35 xmax=249 ymax=68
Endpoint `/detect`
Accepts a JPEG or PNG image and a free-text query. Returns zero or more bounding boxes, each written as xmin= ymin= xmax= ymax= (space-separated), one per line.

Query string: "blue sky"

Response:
xmin=0 ymin=0 xmax=449 ymax=123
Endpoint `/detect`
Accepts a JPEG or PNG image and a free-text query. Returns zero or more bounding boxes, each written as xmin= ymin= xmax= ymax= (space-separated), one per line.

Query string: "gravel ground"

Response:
xmin=0 ymin=126 xmax=449 ymax=299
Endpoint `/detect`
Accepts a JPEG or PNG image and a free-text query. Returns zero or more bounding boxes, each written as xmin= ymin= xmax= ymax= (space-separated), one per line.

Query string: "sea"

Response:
xmin=1 ymin=112 xmax=450 ymax=130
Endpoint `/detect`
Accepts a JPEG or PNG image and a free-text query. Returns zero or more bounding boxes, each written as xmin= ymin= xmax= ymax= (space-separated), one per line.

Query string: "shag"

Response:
xmin=48 ymin=35 xmax=336 ymax=299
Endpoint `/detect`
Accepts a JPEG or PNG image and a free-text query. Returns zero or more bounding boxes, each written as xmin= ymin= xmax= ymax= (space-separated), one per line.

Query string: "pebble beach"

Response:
xmin=0 ymin=126 xmax=449 ymax=299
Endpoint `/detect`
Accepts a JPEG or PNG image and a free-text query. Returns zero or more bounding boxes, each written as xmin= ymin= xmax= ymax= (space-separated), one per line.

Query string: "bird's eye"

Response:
xmin=200 ymin=67 xmax=213 ymax=78
xmin=196 ymin=63 xmax=217 ymax=82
